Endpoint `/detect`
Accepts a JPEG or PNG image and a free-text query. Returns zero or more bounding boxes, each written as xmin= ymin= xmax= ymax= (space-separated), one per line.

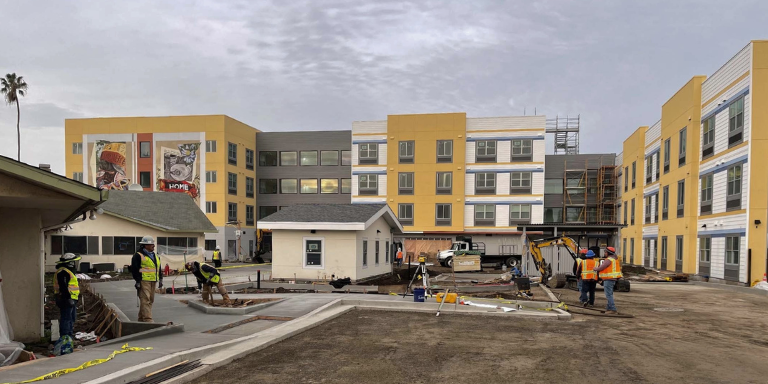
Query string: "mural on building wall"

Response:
xmin=90 ymin=141 xmax=133 ymax=190
xmin=156 ymin=141 xmax=201 ymax=202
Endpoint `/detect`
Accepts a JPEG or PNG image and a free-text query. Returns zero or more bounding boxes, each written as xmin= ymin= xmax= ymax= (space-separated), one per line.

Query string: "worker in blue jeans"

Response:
xmin=593 ymin=246 xmax=623 ymax=314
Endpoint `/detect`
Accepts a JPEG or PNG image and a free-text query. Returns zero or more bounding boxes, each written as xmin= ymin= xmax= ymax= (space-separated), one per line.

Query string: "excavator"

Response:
xmin=525 ymin=235 xmax=630 ymax=292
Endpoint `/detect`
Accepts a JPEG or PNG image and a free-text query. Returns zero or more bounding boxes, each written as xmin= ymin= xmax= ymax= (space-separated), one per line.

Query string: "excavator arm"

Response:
xmin=525 ymin=236 xmax=580 ymax=284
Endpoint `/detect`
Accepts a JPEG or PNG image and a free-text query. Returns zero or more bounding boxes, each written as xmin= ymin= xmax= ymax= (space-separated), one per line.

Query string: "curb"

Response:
xmin=187 ymin=298 xmax=284 ymax=315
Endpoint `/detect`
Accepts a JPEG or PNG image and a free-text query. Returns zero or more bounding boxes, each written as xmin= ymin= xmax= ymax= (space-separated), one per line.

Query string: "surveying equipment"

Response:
xmin=402 ymin=255 xmax=432 ymax=298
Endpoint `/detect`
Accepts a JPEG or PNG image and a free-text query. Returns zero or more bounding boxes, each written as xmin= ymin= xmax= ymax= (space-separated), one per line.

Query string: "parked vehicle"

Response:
xmin=437 ymin=236 xmax=521 ymax=269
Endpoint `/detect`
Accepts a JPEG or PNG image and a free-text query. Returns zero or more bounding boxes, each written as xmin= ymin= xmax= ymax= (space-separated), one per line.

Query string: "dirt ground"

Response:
xmin=192 ymin=283 xmax=768 ymax=384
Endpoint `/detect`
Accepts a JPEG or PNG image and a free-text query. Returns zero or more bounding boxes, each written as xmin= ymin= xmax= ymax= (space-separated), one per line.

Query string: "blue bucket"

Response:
xmin=413 ymin=288 xmax=425 ymax=302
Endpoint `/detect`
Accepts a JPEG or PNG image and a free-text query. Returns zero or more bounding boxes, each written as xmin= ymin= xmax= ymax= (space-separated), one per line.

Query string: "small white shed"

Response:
xmin=257 ymin=204 xmax=403 ymax=282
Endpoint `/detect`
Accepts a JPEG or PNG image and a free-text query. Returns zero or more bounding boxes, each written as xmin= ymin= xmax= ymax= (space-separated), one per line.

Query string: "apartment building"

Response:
xmin=350 ymin=112 xmax=545 ymax=255
xmin=620 ymin=40 xmax=768 ymax=285
xmin=65 ymin=115 xmax=259 ymax=260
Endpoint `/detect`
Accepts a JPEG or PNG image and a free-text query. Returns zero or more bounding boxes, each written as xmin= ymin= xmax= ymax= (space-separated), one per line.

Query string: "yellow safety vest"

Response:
xmin=580 ymin=259 xmax=599 ymax=281
xmin=54 ymin=268 xmax=80 ymax=300
xmin=212 ymin=251 xmax=221 ymax=260
xmin=137 ymin=252 xmax=161 ymax=281
xmin=598 ymin=257 xmax=623 ymax=280
xmin=199 ymin=264 xmax=220 ymax=284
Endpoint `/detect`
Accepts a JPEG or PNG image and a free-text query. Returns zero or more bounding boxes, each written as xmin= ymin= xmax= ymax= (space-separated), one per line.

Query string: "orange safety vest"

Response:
xmin=598 ymin=257 xmax=623 ymax=280
xmin=580 ymin=259 xmax=599 ymax=281
xmin=396 ymin=251 xmax=403 ymax=259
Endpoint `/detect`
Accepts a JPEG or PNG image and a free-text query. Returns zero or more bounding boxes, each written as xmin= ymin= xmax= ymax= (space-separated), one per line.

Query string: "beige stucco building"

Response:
xmin=258 ymin=204 xmax=403 ymax=281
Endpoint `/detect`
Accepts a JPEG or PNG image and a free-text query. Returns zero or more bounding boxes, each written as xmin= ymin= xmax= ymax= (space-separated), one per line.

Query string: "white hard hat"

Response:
xmin=216 ymin=246 xmax=220 ymax=250
xmin=58 ymin=253 xmax=81 ymax=264
xmin=139 ymin=236 xmax=155 ymax=245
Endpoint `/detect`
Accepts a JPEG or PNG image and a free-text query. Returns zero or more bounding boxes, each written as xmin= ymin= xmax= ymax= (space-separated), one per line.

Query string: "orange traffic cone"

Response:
xmin=762 ymin=273 xmax=767 ymax=282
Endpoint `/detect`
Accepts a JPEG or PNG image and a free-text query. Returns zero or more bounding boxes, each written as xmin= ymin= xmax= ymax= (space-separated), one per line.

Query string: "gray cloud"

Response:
xmin=0 ymin=0 xmax=767 ymax=174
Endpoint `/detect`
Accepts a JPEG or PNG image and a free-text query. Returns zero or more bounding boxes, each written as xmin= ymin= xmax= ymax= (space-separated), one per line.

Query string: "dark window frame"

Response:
xmin=259 ymin=179 xmax=277 ymax=194
xmin=475 ymin=172 xmax=496 ymax=195
xmin=341 ymin=178 xmax=352 ymax=194
xmin=398 ymin=203 xmax=414 ymax=226
xmin=280 ymin=179 xmax=297 ymax=194
xmin=728 ymin=97 xmax=744 ymax=147
xmin=359 ymin=174 xmax=378 ymax=195
xmin=678 ymin=127 xmax=687 ymax=166
xmin=510 ymin=171 xmax=532 ymax=194
xmin=206 ymin=201 xmax=217 ymax=214
xmin=320 ymin=178 xmax=339 ymax=194
xmin=245 ymin=148 xmax=255 ymax=170
xmin=139 ymin=141 xmax=151 ymax=158
xmin=280 ymin=151 xmax=298 ymax=166
xmin=702 ymin=116 xmax=715 ymax=159
xmin=436 ymin=172 xmax=452 ymax=195
xmin=398 ymin=141 xmax=415 ymax=164
xmin=358 ymin=143 xmax=378 ymax=165
xmin=663 ymin=138 xmax=671 ymax=174
xmin=474 ymin=204 xmax=496 ymax=226
xmin=259 ymin=151 xmax=277 ymax=166
xmin=436 ymin=203 xmax=452 ymax=226
xmin=437 ymin=140 xmax=453 ymax=163
xmin=475 ymin=140 xmax=497 ymax=163
xmin=139 ymin=171 xmax=151 ymax=188
xmin=398 ymin=172 xmax=414 ymax=195
xmin=700 ymin=173 xmax=713 ymax=215
xmin=246 ymin=177 xmax=254 ymax=198
xmin=726 ymin=164 xmax=743 ymax=211
xmin=228 ymin=172 xmax=237 ymax=195
xmin=677 ymin=179 xmax=685 ymax=218
xmin=227 ymin=203 xmax=238 ymax=222
xmin=246 ymin=205 xmax=255 ymax=226
xmin=300 ymin=150 xmax=318 ymax=166
xmin=509 ymin=203 xmax=531 ymax=225
xmin=662 ymin=185 xmax=669 ymax=220
xmin=320 ymin=150 xmax=339 ymax=166
xmin=300 ymin=178 xmax=319 ymax=194
xmin=258 ymin=206 xmax=278 ymax=219
xmin=228 ymin=142 xmax=238 ymax=165
xmin=511 ymin=139 xmax=533 ymax=161
xmin=630 ymin=198 xmax=635 ymax=225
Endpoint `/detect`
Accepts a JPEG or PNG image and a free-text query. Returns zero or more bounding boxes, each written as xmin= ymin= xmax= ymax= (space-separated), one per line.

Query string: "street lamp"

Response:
xmin=226 ymin=220 xmax=243 ymax=262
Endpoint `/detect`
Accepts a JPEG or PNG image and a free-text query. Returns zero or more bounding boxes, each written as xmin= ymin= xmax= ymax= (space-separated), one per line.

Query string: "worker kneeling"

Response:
xmin=185 ymin=261 xmax=231 ymax=305
xmin=576 ymin=250 xmax=599 ymax=307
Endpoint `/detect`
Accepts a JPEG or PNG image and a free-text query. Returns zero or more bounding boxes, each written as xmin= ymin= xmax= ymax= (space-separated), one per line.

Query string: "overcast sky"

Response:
xmin=0 ymin=0 xmax=766 ymax=175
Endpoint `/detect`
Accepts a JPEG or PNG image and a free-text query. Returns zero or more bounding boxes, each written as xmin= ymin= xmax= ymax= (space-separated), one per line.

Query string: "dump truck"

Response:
xmin=437 ymin=235 xmax=522 ymax=269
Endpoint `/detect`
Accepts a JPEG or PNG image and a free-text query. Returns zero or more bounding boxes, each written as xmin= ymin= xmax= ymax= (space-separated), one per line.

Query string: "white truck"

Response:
xmin=437 ymin=236 xmax=522 ymax=269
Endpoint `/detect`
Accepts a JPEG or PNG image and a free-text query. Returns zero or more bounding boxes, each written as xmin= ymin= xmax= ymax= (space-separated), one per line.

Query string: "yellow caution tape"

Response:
xmin=2 ymin=344 xmax=152 ymax=384
xmin=218 ymin=263 xmax=270 ymax=270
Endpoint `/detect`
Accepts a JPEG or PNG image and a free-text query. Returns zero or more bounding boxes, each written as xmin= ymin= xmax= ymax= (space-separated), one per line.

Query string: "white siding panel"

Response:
xmin=710 ymin=92 xmax=750 ymax=156
xmin=498 ymin=140 xmax=511 ymax=163
xmin=532 ymin=139 xmax=546 ymax=162
xmin=701 ymin=43 xmax=751 ymax=103
xmin=652 ymin=153 xmax=659 ymax=183
xmin=712 ymin=171 xmax=726 ymax=214
xmin=466 ymin=116 xmax=546 ymax=131
xmin=352 ymin=196 xmax=386 ymax=204
xmin=650 ymin=239 xmax=656 ymax=266
xmin=699 ymin=145 xmax=748 ymax=174
xmin=352 ymin=120 xmax=387 ymax=134
xmin=643 ymin=224 xmax=658 ymax=237
xmin=496 ymin=204 xmax=509 ymax=227
xmin=497 ymin=172 xmax=510 ymax=195
xmin=531 ymin=172 xmax=544 ymax=195
xmin=742 ymin=161 xmax=749 ymax=207
xmin=467 ymin=131 xmax=546 ymax=139
xmin=615 ymin=152 xmax=623 ymax=167
xmin=739 ymin=236 xmax=747 ymax=282
xmin=464 ymin=205 xmax=474 ymax=227
xmin=466 ymin=196 xmax=544 ymax=204
xmin=465 ymin=173 xmax=475 ymax=195
xmin=531 ymin=204 xmax=543 ymax=224
xmin=709 ymin=237 xmax=725 ymax=279
xmin=352 ymin=144 xmax=359 ymax=165
xmin=651 ymin=195 xmax=657 ymax=224
xmin=378 ymin=143 xmax=388 ymax=166
xmin=696 ymin=237 xmax=700 ymax=274
xmin=352 ymin=174 xmax=359 ymax=195
xmin=466 ymin=164 xmax=544 ymax=172
xmin=645 ymin=120 xmax=661 ymax=147
xmin=698 ymin=213 xmax=747 ymax=232
xmin=466 ymin=141 xmax=475 ymax=164
xmin=378 ymin=175 xmax=387 ymax=196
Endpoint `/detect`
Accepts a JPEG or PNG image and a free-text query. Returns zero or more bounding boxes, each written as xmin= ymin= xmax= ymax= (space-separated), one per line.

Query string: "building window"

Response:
xmin=341 ymin=178 xmax=351 ymax=194
xmin=206 ymin=201 xmax=217 ymax=213
xmin=566 ymin=206 xmax=584 ymax=223
xmin=72 ymin=142 xmax=83 ymax=155
xmin=139 ymin=172 xmax=151 ymax=188
xmin=631 ymin=161 xmax=636 ymax=189
xmin=246 ymin=177 xmax=254 ymax=198
xmin=375 ymin=240 xmax=380 ymax=265
xmin=321 ymin=150 xmax=339 ymax=166
xmin=305 ymin=238 xmax=323 ymax=267
xmin=258 ymin=206 xmax=277 ymax=219
xmin=228 ymin=142 xmax=238 ymax=165
xmin=660 ymin=236 xmax=668 ymax=269
xmin=280 ymin=179 xmax=297 ymax=194
xmin=653 ymin=194 xmax=659 ymax=223
xmin=675 ymin=236 xmax=684 ymax=262
xmin=362 ymin=240 xmax=368 ymax=267
xmin=645 ymin=195 xmax=652 ymax=224
xmin=475 ymin=172 xmax=496 ymax=195
xmin=386 ymin=241 xmax=390 ymax=264
xmin=662 ymin=185 xmax=669 ymax=220
xmin=280 ymin=151 xmax=297 ymax=166
xmin=436 ymin=204 xmax=452 ymax=226
xmin=205 ymin=240 xmax=217 ymax=251
xmin=545 ymin=179 xmax=563 ymax=194
xmin=700 ymin=236 xmax=711 ymax=263
xmin=205 ymin=170 xmax=217 ymax=183
xmin=398 ymin=204 xmax=414 ymax=226
xmin=321 ymin=178 xmax=339 ymax=194
xmin=300 ymin=179 xmax=318 ymax=194
xmin=206 ymin=140 xmax=217 ymax=153
xmin=727 ymin=164 xmax=742 ymax=211
xmin=622 ymin=238 xmax=627 ymax=263
xmin=726 ymin=236 xmax=740 ymax=265
xmin=228 ymin=173 xmax=237 ymax=195
xmin=645 ymin=156 xmax=652 ymax=184
xmin=259 ymin=179 xmax=277 ymax=194
xmin=663 ymin=138 xmax=670 ymax=174
xmin=510 ymin=204 xmax=531 ymax=224
xmin=728 ymin=97 xmax=744 ymax=147
xmin=475 ymin=204 xmax=495 ymax=226
xmin=630 ymin=238 xmax=635 ymax=262
xmin=341 ymin=150 xmax=352 ymax=166
xmin=140 ymin=142 xmax=151 ymax=158
xmin=436 ymin=172 xmax=452 ymax=195
xmin=73 ymin=172 xmax=83 ymax=183
xmin=677 ymin=179 xmax=685 ymax=218
xmin=245 ymin=149 xmax=254 ymax=170
xmin=624 ymin=167 xmax=628 ymax=192
xmin=300 ymin=150 xmax=318 ymax=166
xmin=510 ymin=172 xmax=532 ymax=194
xmin=359 ymin=143 xmax=378 ymax=164
xmin=630 ymin=198 xmax=635 ymax=225
xmin=678 ymin=127 xmax=687 ymax=166
xmin=544 ymin=207 xmax=563 ymax=223
xmin=655 ymin=152 xmax=660 ymax=180
xmin=359 ymin=174 xmax=378 ymax=195
xmin=259 ymin=151 xmax=277 ymax=166
xmin=702 ymin=116 xmax=715 ymax=159
xmin=511 ymin=139 xmax=532 ymax=161
xmin=398 ymin=172 xmax=414 ymax=195
xmin=246 ymin=205 xmax=254 ymax=226
xmin=475 ymin=140 xmax=496 ymax=162
xmin=623 ymin=203 xmax=627 ymax=225
xmin=437 ymin=140 xmax=453 ymax=163
xmin=701 ymin=174 xmax=713 ymax=215
xmin=399 ymin=141 xmax=414 ymax=163
xmin=228 ymin=203 xmax=237 ymax=222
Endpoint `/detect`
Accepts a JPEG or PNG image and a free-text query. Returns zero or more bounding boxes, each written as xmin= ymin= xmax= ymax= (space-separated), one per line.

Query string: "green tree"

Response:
xmin=1 ymin=73 xmax=28 ymax=161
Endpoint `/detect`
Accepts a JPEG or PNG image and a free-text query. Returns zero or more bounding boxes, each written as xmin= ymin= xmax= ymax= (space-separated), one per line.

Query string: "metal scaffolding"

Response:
xmin=562 ymin=156 xmax=617 ymax=224
xmin=546 ymin=115 xmax=580 ymax=155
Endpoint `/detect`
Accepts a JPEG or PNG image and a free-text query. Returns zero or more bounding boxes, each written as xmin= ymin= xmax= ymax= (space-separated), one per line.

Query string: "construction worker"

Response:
xmin=577 ymin=250 xmax=599 ymax=307
xmin=396 ymin=247 xmax=403 ymax=267
xmin=54 ymin=253 xmax=81 ymax=339
xmin=131 ymin=236 xmax=163 ymax=322
xmin=212 ymin=246 xmax=222 ymax=268
xmin=594 ymin=246 xmax=623 ymax=314
xmin=185 ymin=261 xmax=231 ymax=305
xmin=573 ymin=248 xmax=588 ymax=293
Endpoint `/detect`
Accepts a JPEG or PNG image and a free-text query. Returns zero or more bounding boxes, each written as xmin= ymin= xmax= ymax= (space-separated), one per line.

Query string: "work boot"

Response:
xmin=604 ymin=310 xmax=618 ymax=315
xmin=581 ymin=302 xmax=588 ymax=308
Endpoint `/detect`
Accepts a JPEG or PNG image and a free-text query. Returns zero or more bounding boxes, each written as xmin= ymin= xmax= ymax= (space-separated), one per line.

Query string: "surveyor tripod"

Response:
xmin=402 ymin=257 xmax=432 ymax=298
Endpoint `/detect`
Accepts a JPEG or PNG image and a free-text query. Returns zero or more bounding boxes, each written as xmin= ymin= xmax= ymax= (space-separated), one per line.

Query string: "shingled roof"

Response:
xmin=100 ymin=190 xmax=217 ymax=233
xmin=258 ymin=204 xmax=403 ymax=233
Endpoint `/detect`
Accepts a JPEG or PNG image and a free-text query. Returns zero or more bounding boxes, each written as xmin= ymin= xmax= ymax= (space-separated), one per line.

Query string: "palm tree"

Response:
xmin=1 ymin=73 xmax=28 ymax=161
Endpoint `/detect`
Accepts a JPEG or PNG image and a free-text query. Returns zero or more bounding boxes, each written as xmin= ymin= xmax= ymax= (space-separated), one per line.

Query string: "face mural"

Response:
xmin=91 ymin=141 xmax=132 ymax=190
xmin=156 ymin=141 xmax=201 ymax=202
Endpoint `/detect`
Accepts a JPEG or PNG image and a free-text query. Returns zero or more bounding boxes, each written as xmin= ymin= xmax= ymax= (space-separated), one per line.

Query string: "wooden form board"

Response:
xmin=453 ymin=255 xmax=482 ymax=272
